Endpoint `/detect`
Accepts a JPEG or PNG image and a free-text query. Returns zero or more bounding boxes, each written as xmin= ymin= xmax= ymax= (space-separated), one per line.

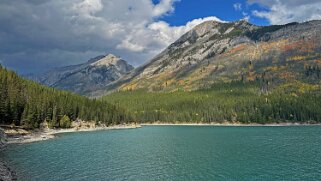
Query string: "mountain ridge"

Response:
xmin=96 ymin=20 xmax=320 ymax=96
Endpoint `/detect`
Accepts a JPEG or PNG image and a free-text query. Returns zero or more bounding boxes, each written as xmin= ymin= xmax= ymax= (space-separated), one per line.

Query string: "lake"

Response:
xmin=2 ymin=126 xmax=321 ymax=181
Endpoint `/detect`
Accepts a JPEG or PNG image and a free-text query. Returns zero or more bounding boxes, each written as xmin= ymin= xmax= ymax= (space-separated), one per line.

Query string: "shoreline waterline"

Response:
xmin=6 ymin=124 xmax=142 ymax=144
xmin=4 ymin=122 xmax=321 ymax=144
xmin=141 ymin=122 xmax=321 ymax=127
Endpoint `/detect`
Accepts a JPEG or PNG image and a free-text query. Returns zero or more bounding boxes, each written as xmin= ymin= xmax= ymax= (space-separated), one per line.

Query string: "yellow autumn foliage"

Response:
xmin=287 ymin=55 xmax=306 ymax=62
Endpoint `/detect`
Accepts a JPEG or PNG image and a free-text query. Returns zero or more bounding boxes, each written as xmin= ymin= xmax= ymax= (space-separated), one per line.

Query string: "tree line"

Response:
xmin=104 ymin=81 xmax=321 ymax=124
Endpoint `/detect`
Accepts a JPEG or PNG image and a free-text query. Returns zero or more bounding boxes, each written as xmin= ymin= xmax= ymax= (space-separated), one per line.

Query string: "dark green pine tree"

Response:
xmin=0 ymin=65 xmax=133 ymax=129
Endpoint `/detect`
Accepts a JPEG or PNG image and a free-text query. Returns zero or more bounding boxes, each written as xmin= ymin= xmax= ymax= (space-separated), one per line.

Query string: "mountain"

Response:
xmin=29 ymin=54 xmax=134 ymax=95
xmin=102 ymin=20 xmax=321 ymax=94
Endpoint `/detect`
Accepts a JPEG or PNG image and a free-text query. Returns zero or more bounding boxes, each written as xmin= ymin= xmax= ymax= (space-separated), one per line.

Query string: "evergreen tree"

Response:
xmin=0 ymin=66 xmax=133 ymax=128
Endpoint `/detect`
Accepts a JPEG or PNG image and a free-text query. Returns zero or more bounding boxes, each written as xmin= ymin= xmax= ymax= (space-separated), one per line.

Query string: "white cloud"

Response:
xmin=152 ymin=0 xmax=179 ymax=17
xmin=0 ymin=0 xmax=224 ymax=74
xmin=242 ymin=16 xmax=250 ymax=22
xmin=233 ymin=3 xmax=242 ymax=11
xmin=249 ymin=0 xmax=321 ymax=24
xmin=72 ymin=0 xmax=104 ymax=15
xmin=116 ymin=38 xmax=146 ymax=52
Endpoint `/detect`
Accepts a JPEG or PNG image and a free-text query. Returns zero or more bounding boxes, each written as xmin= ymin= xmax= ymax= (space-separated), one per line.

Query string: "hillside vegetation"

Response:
xmin=104 ymin=81 xmax=321 ymax=124
xmin=0 ymin=65 xmax=132 ymax=129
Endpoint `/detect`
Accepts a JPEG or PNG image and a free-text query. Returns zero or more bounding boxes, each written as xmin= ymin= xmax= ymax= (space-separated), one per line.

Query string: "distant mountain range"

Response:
xmin=28 ymin=20 xmax=321 ymax=96
xmin=99 ymin=20 xmax=320 ymax=95
xmin=28 ymin=54 xmax=133 ymax=95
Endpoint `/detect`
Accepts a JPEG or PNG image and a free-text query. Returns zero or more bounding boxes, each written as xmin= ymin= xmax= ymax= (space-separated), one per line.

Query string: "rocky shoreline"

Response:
xmin=5 ymin=123 xmax=142 ymax=144
xmin=0 ymin=128 xmax=17 ymax=181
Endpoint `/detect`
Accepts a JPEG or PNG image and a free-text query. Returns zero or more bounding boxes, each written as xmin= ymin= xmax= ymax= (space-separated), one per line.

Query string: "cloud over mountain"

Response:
xmin=249 ymin=0 xmax=321 ymax=24
xmin=0 ymin=0 xmax=222 ymax=74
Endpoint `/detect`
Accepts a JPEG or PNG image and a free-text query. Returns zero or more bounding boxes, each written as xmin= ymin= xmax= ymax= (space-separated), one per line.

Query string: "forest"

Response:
xmin=104 ymin=81 xmax=321 ymax=124
xmin=0 ymin=65 xmax=132 ymax=129
xmin=1 ymin=64 xmax=321 ymax=128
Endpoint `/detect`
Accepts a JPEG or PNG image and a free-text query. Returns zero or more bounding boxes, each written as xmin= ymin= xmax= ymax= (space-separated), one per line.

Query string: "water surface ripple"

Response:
xmin=2 ymin=126 xmax=321 ymax=181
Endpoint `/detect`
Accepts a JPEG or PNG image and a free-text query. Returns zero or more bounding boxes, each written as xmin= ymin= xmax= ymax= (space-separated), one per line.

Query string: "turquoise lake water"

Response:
xmin=2 ymin=126 xmax=321 ymax=181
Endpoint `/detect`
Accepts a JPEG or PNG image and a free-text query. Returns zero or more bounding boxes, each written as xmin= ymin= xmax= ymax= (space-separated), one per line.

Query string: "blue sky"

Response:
xmin=155 ymin=0 xmax=270 ymax=26
xmin=0 ymin=0 xmax=320 ymax=74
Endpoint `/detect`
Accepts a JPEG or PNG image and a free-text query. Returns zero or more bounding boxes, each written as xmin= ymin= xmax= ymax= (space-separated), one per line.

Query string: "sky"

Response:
xmin=1 ymin=0 xmax=321 ymax=74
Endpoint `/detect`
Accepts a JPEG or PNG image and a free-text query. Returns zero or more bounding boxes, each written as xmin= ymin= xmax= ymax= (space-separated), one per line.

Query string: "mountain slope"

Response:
xmin=104 ymin=20 xmax=321 ymax=94
xmin=30 ymin=54 xmax=134 ymax=95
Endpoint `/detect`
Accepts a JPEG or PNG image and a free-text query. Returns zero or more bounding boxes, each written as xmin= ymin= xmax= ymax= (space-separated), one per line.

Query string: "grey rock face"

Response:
xmin=29 ymin=54 xmax=134 ymax=95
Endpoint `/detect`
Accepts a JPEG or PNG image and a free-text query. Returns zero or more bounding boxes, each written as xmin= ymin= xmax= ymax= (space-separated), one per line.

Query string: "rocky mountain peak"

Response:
xmin=188 ymin=20 xmax=254 ymax=37
xmin=234 ymin=19 xmax=251 ymax=25
xmin=172 ymin=20 xmax=259 ymax=48
xmin=192 ymin=20 xmax=223 ymax=36
xmin=90 ymin=54 xmax=122 ymax=67
xmin=28 ymin=53 xmax=134 ymax=95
